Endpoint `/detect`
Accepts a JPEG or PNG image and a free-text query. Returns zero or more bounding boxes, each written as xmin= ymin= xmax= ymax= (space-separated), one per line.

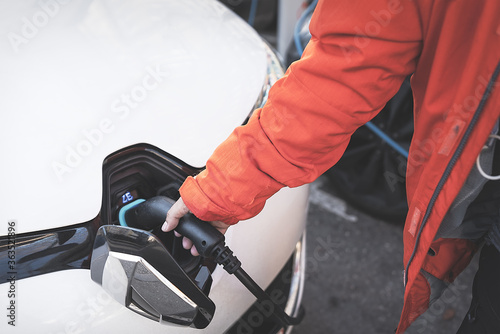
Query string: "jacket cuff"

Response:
xmin=179 ymin=174 xmax=240 ymax=225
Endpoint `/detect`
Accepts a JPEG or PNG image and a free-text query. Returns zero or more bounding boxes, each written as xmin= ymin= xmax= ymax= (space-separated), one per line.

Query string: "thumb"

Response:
xmin=162 ymin=197 xmax=190 ymax=232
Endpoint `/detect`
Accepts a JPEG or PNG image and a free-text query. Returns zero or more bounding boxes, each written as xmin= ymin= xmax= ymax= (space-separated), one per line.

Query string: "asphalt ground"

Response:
xmin=292 ymin=176 xmax=478 ymax=334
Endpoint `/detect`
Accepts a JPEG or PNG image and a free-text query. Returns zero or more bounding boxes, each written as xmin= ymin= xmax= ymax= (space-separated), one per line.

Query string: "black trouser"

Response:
xmin=457 ymin=243 xmax=500 ymax=333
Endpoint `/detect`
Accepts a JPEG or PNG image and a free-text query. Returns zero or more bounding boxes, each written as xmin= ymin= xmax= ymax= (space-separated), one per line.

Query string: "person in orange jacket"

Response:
xmin=162 ymin=0 xmax=500 ymax=332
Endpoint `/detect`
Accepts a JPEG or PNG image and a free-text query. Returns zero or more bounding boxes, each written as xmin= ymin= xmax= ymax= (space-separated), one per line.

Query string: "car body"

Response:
xmin=0 ymin=1 xmax=308 ymax=333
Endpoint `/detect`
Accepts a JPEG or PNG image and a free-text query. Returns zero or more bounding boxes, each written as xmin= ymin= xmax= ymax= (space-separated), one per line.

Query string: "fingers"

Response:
xmin=161 ymin=196 xmax=233 ymax=256
xmin=182 ymin=236 xmax=193 ymax=250
xmin=161 ymin=197 xmax=200 ymax=255
xmin=162 ymin=197 xmax=190 ymax=232
xmin=190 ymin=245 xmax=199 ymax=257
xmin=181 ymin=237 xmax=199 ymax=256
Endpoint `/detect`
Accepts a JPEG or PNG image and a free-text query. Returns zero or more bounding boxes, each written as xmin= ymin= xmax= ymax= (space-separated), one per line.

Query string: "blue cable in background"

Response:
xmin=364 ymin=122 xmax=409 ymax=158
xmin=294 ymin=0 xmax=318 ymax=56
xmin=248 ymin=0 xmax=259 ymax=26
xmin=293 ymin=0 xmax=409 ymax=158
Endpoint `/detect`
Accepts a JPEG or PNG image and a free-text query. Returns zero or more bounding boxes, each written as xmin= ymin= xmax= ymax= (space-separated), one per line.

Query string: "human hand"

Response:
xmin=161 ymin=197 xmax=231 ymax=256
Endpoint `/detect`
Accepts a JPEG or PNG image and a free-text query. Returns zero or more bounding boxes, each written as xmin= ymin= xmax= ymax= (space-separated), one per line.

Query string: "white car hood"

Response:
xmin=0 ymin=0 xmax=267 ymax=233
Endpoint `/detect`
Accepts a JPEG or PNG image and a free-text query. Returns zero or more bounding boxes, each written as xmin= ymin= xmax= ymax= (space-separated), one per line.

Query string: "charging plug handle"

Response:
xmin=123 ymin=196 xmax=226 ymax=258
xmin=123 ymin=196 xmax=303 ymax=327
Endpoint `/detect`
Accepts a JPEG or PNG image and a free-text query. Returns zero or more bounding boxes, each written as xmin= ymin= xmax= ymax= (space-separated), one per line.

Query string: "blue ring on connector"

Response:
xmin=118 ymin=199 xmax=146 ymax=227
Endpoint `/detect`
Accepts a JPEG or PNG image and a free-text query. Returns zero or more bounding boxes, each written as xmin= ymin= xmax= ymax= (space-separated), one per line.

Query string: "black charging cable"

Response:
xmin=123 ymin=196 xmax=304 ymax=327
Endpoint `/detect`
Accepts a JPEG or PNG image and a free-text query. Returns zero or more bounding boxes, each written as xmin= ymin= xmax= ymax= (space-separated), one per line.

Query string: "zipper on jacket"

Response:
xmin=404 ymin=60 xmax=500 ymax=287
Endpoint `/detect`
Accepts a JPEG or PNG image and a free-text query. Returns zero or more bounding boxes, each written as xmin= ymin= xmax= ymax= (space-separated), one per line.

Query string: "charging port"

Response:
xmin=100 ymin=144 xmax=215 ymax=278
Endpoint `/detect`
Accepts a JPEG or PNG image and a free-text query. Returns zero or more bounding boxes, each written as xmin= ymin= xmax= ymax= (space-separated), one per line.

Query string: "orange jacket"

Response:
xmin=180 ymin=0 xmax=500 ymax=331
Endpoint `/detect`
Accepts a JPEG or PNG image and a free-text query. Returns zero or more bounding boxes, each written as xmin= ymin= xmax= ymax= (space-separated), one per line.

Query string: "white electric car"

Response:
xmin=0 ymin=1 xmax=308 ymax=333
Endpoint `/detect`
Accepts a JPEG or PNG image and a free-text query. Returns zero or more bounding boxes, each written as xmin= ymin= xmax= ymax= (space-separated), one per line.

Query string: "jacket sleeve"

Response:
xmin=180 ymin=0 xmax=423 ymax=224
